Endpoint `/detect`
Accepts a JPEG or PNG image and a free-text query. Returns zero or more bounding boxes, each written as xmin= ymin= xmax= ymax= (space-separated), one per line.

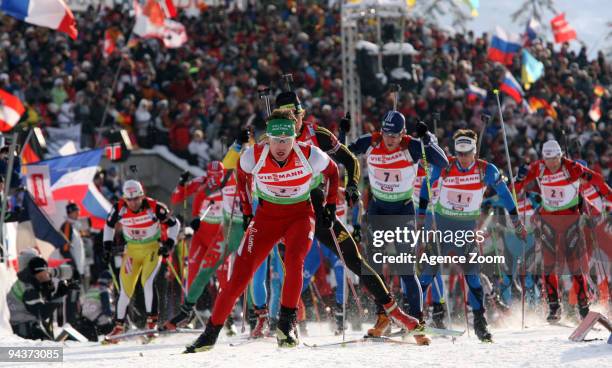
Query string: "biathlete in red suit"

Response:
xmin=185 ymin=111 xmax=339 ymax=353
xmin=515 ymin=140 xmax=612 ymax=321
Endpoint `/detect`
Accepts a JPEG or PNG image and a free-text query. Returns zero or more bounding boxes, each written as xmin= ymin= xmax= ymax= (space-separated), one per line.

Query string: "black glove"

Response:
xmin=318 ymin=204 xmax=336 ymax=229
xmin=345 ymin=183 xmax=360 ymax=207
xmin=54 ymin=280 xmax=70 ymax=298
xmin=179 ymin=171 xmax=191 ymax=186
xmin=158 ymin=239 xmax=175 ymax=258
xmin=415 ymin=121 xmax=434 ymax=145
xmin=243 ymin=214 xmax=253 ymax=231
xmin=352 ymin=224 xmax=362 ymax=243
xmin=240 ymin=128 xmax=251 ymax=144
xmin=340 ymin=112 xmax=351 ymax=133
xmin=67 ymin=279 xmax=81 ymax=290
xmin=516 ymin=165 xmax=529 ymax=182
xmin=39 ymin=280 xmax=55 ymax=298
xmin=190 ymin=218 xmax=201 ymax=232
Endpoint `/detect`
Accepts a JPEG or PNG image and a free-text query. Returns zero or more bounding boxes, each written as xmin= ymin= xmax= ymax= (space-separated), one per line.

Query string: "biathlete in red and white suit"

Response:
xmin=185 ymin=111 xmax=339 ymax=352
xmin=514 ymin=140 xmax=612 ymax=322
xmin=171 ymin=161 xmax=226 ymax=290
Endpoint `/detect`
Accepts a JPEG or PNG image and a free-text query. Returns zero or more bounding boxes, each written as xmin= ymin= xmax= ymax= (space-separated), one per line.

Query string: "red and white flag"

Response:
xmin=0 ymin=89 xmax=25 ymax=132
xmin=133 ymin=0 xmax=187 ymax=48
xmin=589 ymin=97 xmax=602 ymax=122
xmin=550 ymin=13 xmax=577 ymax=43
xmin=103 ymin=28 xmax=119 ymax=58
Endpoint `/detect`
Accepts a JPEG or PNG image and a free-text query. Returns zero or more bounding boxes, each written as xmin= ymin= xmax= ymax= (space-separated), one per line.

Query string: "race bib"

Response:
xmin=445 ymin=190 xmax=473 ymax=207
xmin=374 ymin=168 xmax=402 ymax=183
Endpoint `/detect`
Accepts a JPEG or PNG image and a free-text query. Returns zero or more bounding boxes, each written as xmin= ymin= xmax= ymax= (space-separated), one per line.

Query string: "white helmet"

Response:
xmin=542 ymin=140 xmax=562 ymax=159
xmin=123 ymin=179 xmax=144 ymax=199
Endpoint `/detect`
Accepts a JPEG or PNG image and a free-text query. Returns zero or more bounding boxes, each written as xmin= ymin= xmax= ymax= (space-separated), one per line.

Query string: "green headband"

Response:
xmin=279 ymin=103 xmax=304 ymax=112
xmin=266 ymin=118 xmax=296 ymax=137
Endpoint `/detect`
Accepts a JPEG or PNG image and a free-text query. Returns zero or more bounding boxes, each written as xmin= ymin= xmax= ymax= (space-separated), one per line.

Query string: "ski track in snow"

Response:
xmin=0 ymin=321 xmax=609 ymax=368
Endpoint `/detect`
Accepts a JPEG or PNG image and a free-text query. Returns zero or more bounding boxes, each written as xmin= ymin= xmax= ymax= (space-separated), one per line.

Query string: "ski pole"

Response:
xmin=389 ymin=84 xmax=401 ymax=111
xmin=167 ymin=259 xmax=207 ymax=328
xmin=417 ymin=124 xmax=455 ymax=332
xmin=329 ymin=228 xmax=364 ymax=318
xmin=107 ymin=262 xmax=120 ymax=291
xmin=493 ymin=89 xmax=525 ymax=329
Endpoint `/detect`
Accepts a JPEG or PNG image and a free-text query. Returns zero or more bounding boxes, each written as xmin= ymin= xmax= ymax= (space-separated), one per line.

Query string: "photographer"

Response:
xmin=6 ymin=256 xmax=78 ymax=340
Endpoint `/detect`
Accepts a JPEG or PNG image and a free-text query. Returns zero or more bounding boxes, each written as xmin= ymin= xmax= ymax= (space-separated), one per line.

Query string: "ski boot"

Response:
xmin=383 ymin=299 xmax=419 ymax=331
xmin=546 ymin=302 xmax=562 ymax=323
xmin=184 ymin=320 xmax=222 ymax=353
xmin=267 ymin=318 xmax=278 ymax=337
xmin=577 ymin=302 xmax=590 ymax=320
xmin=334 ymin=303 xmax=345 ymax=336
xmin=145 ymin=315 xmax=159 ymax=339
xmin=250 ymin=306 xmax=269 ymax=339
xmin=160 ymin=303 xmax=194 ymax=331
xmin=225 ymin=315 xmax=237 ymax=336
xmin=104 ymin=320 xmax=125 ymax=344
xmin=431 ymin=302 xmax=447 ymax=329
xmin=367 ymin=303 xmax=392 ymax=337
xmin=411 ymin=312 xmax=431 ymax=346
xmin=276 ymin=306 xmax=299 ymax=348
xmin=473 ymin=310 xmax=493 ymax=342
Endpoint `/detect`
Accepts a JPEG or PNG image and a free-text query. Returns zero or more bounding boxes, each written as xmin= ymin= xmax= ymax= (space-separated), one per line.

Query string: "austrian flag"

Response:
xmin=0 ymin=89 xmax=25 ymax=132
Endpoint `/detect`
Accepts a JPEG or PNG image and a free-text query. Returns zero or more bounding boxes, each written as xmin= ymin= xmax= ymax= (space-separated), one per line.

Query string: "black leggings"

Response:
xmin=311 ymin=188 xmax=392 ymax=307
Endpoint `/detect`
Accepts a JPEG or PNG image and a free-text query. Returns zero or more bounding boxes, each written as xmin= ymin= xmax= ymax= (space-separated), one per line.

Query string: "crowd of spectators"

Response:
xmin=0 ymin=1 xmax=609 ymax=183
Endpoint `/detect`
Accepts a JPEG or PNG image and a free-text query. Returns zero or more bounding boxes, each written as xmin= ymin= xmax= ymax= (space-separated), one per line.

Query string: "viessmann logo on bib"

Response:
xmin=259 ymin=168 xmax=307 ymax=182
xmin=540 ymin=171 xmax=567 ymax=184
xmin=443 ymin=174 xmax=480 ymax=186
xmin=122 ymin=213 xmax=154 ymax=226
xmin=369 ymin=152 xmax=404 ymax=164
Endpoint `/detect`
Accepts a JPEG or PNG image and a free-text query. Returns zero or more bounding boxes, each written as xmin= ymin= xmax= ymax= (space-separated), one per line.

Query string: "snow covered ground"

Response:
xmin=1 ymin=318 xmax=609 ymax=368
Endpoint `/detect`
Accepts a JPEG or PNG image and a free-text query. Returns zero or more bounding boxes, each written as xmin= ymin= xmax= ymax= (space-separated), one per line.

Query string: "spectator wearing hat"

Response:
xmin=7 ymin=257 xmax=76 ymax=340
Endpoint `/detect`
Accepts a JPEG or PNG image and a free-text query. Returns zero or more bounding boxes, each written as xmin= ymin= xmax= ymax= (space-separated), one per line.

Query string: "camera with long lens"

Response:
xmin=48 ymin=263 xmax=73 ymax=281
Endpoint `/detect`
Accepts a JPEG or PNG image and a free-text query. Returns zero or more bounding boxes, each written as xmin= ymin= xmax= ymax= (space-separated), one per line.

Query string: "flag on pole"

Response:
xmin=523 ymin=17 xmax=540 ymax=46
xmin=528 ymin=97 xmax=557 ymax=120
xmin=487 ymin=27 xmax=522 ymax=66
xmin=550 ymin=13 xmax=577 ymax=44
xmin=589 ymin=97 xmax=602 ymax=122
xmin=463 ymin=0 xmax=479 ymax=17
xmin=133 ymin=0 xmax=187 ymax=48
xmin=103 ymin=28 xmax=122 ymax=58
xmin=0 ymin=89 xmax=25 ymax=132
xmin=467 ymin=84 xmax=487 ymax=103
xmin=521 ymin=49 xmax=544 ymax=89
xmin=19 ymin=191 xmax=69 ymax=250
xmin=24 ymin=149 xmax=112 ymax=230
xmin=500 ymin=71 xmax=524 ymax=103
xmin=0 ymin=0 xmax=78 ymax=40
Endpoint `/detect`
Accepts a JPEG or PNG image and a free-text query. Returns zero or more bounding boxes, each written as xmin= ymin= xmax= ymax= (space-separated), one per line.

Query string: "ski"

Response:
xmin=303 ymin=336 xmax=415 ymax=348
xmin=229 ymin=336 xmax=275 ymax=347
xmin=102 ymin=327 xmax=205 ymax=344
xmin=387 ymin=326 xmax=465 ymax=338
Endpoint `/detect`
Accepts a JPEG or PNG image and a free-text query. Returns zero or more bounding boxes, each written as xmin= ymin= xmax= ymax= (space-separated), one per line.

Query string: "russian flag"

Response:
xmin=1 ymin=0 xmax=78 ymax=40
xmin=487 ymin=26 xmax=521 ymax=66
xmin=25 ymin=149 xmax=112 ymax=230
xmin=523 ymin=17 xmax=540 ymax=46
xmin=0 ymin=89 xmax=25 ymax=132
xmin=500 ymin=71 xmax=524 ymax=104
xmin=467 ymin=84 xmax=487 ymax=104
